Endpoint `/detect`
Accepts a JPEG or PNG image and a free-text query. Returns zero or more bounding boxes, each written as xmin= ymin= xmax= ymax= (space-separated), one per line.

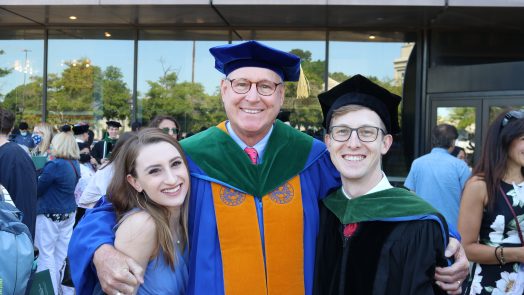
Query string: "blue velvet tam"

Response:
xmin=209 ymin=40 xmax=301 ymax=82
xmin=318 ymin=74 xmax=402 ymax=134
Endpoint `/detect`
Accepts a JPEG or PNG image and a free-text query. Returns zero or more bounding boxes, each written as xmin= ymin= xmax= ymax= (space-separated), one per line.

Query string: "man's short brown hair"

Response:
xmin=431 ymin=124 xmax=458 ymax=149
xmin=0 ymin=107 xmax=15 ymax=135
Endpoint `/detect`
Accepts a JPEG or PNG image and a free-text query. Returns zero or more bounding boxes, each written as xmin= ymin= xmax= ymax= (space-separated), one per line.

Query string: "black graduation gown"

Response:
xmin=313 ymin=202 xmax=448 ymax=295
xmin=91 ymin=140 xmax=114 ymax=164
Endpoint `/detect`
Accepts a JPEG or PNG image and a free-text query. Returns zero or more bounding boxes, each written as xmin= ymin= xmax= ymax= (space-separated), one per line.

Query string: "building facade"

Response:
xmin=1 ymin=0 xmax=524 ymax=178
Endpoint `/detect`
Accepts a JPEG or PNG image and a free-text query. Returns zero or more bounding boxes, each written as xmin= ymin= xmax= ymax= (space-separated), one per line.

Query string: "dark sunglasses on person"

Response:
xmin=162 ymin=127 xmax=179 ymax=135
xmin=501 ymin=110 xmax=524 ymax=128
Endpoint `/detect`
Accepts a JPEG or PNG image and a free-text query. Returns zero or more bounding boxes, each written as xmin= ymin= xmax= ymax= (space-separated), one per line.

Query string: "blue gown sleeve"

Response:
xmin=305 ymin=139 xmax=341 ymax=200
xmin=68 ymin=197 xmax=117 ymax=295
xmin=448 ymin=224 xmax=461 ymax=241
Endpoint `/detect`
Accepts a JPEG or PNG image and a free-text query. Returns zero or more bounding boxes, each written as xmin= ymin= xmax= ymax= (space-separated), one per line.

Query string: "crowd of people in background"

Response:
xmin=0 ymin=39 xmax=522 ymax=295
xmin=0 ymin=111 xmax=194 ymax=294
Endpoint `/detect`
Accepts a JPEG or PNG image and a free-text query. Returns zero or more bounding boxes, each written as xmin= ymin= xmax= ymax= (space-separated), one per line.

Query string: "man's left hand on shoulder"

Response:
xmin=434 ymin=237 xmax=469 ymax=294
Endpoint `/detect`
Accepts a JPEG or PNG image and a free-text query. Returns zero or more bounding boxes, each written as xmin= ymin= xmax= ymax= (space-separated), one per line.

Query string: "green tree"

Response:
xmin=329 ymin=72 xmax=349 ymax=83
xmin=141 ymin=69 xmax=222 ymax=133
xmin=43 ymin=59 xmax=133 ymax=126
xmin=142 ymin=72 xmax=191 ymax=120
xmin=0 ymin=49 xmax=13 ymax=102
xmin=102 ymin=66 xmax=132 ymax=120
xmin=47 ymin=59 xmax=100 ymax=125
xmin=2 ymin=75 xmax=43 ymax=126
xmin=445 ymin=107 xmax=475 ymax=131
xmin=283 ymin=49 xmax=325 ymax=130
xmin=0 ymin=50 xmax=12 ymax=85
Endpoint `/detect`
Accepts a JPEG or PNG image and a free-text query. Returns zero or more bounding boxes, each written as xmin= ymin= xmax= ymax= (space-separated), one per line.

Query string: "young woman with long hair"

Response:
xmin=459 ymin=109 xmax=524 ymax=294
xmin=106 ymin=128 xmax=190 ymax=294
xmin=31 ymin=122 xmax=54 ymax=157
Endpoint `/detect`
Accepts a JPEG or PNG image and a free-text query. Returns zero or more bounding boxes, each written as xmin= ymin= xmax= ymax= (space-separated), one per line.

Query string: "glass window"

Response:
xmin=328 ymin=40 xmax=414 ymax=178
xmin=0 ymin=30 xmax=44 ymax=129
xmin=137 ymin=36 xmax=227 ymax=137
xmin=437 ymin=106 xmax=476 ymax=168
xmin=47 ymin=29 xmax=134 ymax=140
xmin=489 ymin=105 xmax=524 ymax=124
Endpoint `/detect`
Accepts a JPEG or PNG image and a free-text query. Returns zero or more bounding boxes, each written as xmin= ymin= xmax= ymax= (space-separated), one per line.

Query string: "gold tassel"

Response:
xmin=296 ymin=65 xmax=310 ymax=99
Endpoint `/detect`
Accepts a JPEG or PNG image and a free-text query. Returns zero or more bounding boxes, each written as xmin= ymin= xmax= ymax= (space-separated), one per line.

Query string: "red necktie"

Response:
xmin=244 ymin=147 xmax=258 ymax=165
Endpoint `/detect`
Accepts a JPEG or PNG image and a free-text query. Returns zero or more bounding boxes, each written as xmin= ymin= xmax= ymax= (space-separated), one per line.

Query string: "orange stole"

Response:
xmin=211 ymin=175 xmax=304 ymax=295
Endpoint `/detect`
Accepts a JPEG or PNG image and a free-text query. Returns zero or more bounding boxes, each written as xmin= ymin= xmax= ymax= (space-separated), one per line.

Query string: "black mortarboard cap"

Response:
xmin=277 ymin=110 xmax=291 ymax=122
xmin=60 ymin=125 xmax=72 ymax=132
xmin=72 ymin=123 xmax=89 ymax=135
xmin=19 ymin=122 xmax=29 ymax=130
xmin=209 ymin=40 xmax=301 ymax=82
xmin=106 ymin=120 xmax=122 ymax=128
xmin=318 ymin=74 xmax=401 ymax=134
xmin=77 ymin=141 xmax=90 ymax=150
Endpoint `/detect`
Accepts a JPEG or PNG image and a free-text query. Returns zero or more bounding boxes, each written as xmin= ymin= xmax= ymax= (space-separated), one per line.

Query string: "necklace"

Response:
xmin=173 ymin=228 xmax=182 ymax=246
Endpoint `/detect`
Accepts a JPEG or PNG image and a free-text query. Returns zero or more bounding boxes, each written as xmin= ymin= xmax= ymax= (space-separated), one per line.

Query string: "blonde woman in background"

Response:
xmin=34 ymin=128 xmax=80 ymax=295
xmin=32 ymin=122 xmax=54 ymax=157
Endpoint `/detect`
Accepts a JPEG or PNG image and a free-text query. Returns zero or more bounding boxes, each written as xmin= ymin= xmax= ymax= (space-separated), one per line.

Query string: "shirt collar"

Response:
xmin=431 ymin=147 xmax=451 ymax=154
xmin=225 ymin=121 xmax=273 ymax=163
xmin=342 ymin=171 xmax=393 ymax=200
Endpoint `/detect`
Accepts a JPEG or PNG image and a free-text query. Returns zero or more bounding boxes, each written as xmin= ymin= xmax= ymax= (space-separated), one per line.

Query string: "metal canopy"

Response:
xmin=1 ymin=2 xmax=523 ymax=41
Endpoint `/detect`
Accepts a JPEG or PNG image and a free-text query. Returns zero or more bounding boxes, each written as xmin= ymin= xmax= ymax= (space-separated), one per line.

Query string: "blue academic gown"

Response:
xmin=68 ymin=126 xmax=341 ymax=295
xmin=185 ymin=138 xmax=340 ymax=295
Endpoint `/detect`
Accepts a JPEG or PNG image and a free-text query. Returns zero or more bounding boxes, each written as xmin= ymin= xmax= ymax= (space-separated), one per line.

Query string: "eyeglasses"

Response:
xmin=162 ymin=127 xmax=179 ymax=135
xmin=329 ymin=126 xmax=385 ymax=143
xmin=226 ymin=78 xmax=282 ymax=96
xmin=501 ymin=110 xmax=524 ymax=128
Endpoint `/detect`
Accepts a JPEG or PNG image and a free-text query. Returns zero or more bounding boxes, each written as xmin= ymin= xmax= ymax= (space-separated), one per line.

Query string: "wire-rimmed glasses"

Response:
xmin=226 ymin=78 xmax=282 ymax=96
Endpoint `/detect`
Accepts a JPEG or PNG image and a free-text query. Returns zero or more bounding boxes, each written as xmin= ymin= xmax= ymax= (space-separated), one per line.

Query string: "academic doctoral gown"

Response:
xmin=313 ymin=188 xmax=450 ymax=295
xmin=68 ymin=120 xmax=341 ymax=295
xmin=91 ymin=138 xmax=116 ymax=164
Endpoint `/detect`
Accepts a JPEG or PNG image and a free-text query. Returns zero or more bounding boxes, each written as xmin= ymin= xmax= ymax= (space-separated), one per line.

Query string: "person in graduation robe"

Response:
xmin=313 ymin=74 xmax=451 ymax=295
xmin=68 ymin=42 xmax=468 ymax=295
xmin=69 ymin=40 xmax=340 ymax=295
xmin=91 ymin=120 xmax=121 ymax=165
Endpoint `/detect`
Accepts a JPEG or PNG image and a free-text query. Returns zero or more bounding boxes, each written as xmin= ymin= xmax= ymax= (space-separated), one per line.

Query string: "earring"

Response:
xmin=142 ymin=191 xmax=150 ymax=205
xmin=135 ymin=191 xmax=146 ymax=209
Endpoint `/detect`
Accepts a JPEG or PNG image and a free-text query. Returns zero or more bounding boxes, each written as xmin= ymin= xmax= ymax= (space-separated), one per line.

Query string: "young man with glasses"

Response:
xmin=314 ymin=75 xmax=457 ymax=294
xmin=69 ymin=42 xmax=468 ymax=295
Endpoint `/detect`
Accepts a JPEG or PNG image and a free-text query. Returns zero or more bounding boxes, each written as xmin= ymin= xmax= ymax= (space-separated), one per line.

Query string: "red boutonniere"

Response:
xmin=343 ymin=223 xmax=359 ymax=238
